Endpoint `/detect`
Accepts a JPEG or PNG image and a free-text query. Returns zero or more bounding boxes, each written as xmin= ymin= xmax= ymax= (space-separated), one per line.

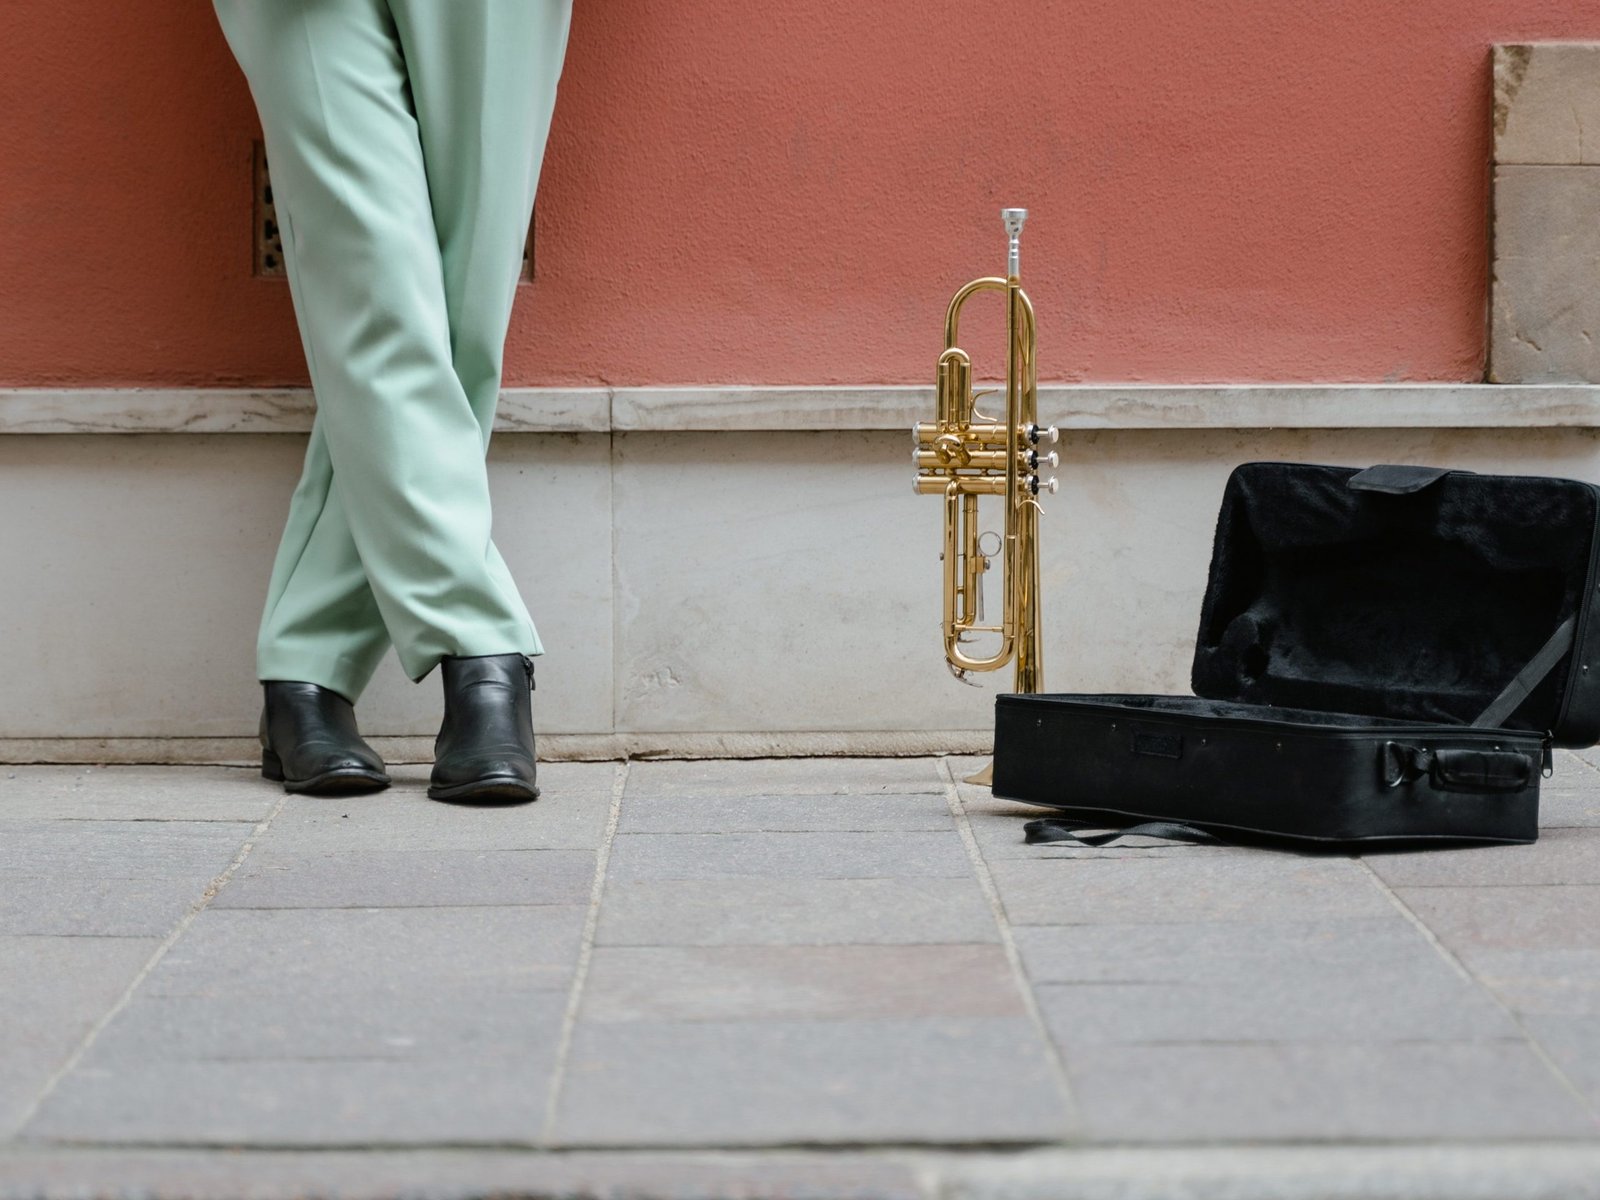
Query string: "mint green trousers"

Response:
xmin=213 ymin=0 xmax=571 ymax=701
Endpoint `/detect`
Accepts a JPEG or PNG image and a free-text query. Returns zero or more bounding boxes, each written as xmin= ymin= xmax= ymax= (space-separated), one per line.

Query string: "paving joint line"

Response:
xmin=6 ymin=789 xmax=292 ymax=1140
xmin=1356 ymin=856 xmax=1600 ymax=1124
xmin=539 ymin=758 xmax=630 ymax=1146
xmin=937 ymin=757 xmax=1082 ymax=1141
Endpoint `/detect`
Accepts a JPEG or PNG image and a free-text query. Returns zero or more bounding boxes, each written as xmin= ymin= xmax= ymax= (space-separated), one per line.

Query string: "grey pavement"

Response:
xmin=5 ymin=756 xmax=1600 ymax=1197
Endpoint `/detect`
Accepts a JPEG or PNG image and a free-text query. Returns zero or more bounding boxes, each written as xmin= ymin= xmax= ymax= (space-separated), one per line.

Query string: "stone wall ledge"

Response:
xmin=4 ymin=383 xmax=1600 ymax=434
xmin=0 ymin=731 xmax=993 ymax=765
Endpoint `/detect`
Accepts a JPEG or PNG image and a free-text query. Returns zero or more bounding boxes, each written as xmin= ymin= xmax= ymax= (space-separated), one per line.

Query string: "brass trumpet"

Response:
xmin=913 ymin=209 xmax=1057 ymax=777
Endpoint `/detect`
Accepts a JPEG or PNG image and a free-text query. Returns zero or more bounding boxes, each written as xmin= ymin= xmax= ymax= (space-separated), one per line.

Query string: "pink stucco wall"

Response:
xmin=3 ymin=1 xmax=1598 ymax=387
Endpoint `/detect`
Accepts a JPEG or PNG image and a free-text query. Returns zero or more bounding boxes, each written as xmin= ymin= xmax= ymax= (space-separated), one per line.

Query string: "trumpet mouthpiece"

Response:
xmin=1001 ymin=208 xmax=1027 ymax=277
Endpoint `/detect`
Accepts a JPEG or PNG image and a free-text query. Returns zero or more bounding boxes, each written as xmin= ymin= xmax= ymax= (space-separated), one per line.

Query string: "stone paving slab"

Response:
xmin=616 ymin=790 xmax=953 ymax=834
xmin=142 ymin=907 xmax=586 ymax=997
xmin=0 ymin=819 xmax=255 ymax=878
xmin=987 ymin=853 xmax=1395 ymax=925
xmin=1367 ymin=827 xmax=1600 ymax=886
xmin=1540 ymin=785 xmax=1600 ymax=827
xmin=24 ymin=1056 xmax=557 ymax=1146
xmin=263 ymin=765 xmax=615 ymax=851
xmin=0 ymin=765 xmax=276 ymax=823
xmin=0 ymin=874 xmax=218 ymax=938
xmin=1396 ymin=884 xmax=1600 ymax=952
xmin=606 ymin=830 xmax=972 ymax=881
xmin=625 ymin=757 xmax=946 ymax=796
xmin=595 ymin=876 xmax=1000 ymax=945
xmin=82 ymin=989 xmax=569 ymax=1064
xmin=210 ymin=845 xmax=597 ymax=908
xmin=549 ymin=1017 xmax=1070 ymax=1146
xmin=1014 ymin=917 xmax=1427 ymax=984
xmin=579 ymin=944 xmax=1024 ymax=1021
xmin=1066 ymin=1040 xmax=1595 ymax=1141
xmin=1034 ymin=970 xmax=1514 ymax=1047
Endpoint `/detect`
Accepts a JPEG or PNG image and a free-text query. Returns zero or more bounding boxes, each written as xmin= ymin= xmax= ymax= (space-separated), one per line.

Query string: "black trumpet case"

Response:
xmin=992 ymin=462 xmax=1600 ymax=845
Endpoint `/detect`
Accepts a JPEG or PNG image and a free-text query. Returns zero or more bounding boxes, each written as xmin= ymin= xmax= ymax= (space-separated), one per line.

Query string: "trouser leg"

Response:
xmin=213 ymin=0 xmax=567 ymax=697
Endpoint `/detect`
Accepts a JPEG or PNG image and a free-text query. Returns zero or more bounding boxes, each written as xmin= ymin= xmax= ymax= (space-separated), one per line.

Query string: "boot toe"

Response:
xmin=282 ymin=745 xmax=390 ymax=794
xmin=428 ymin=753 xmax=538 ymax=804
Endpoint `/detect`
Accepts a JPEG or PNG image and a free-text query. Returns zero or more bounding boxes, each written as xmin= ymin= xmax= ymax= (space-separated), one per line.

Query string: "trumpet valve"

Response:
xmin=934 ymin=433 xmax=968 ymax=466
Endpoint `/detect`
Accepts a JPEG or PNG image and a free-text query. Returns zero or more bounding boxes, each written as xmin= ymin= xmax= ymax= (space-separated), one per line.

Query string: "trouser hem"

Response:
xmin=256 ymin=650 xmax=377 ymax=706
xmin=404 ymin=632 xmax=545 ymax=685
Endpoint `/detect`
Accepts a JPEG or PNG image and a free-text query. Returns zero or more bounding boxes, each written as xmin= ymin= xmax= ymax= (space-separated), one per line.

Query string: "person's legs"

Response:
xmin=391 ymin=0 xmax=573 ymax=655
xmin=213 ymin=0 xmax=552 ymax=696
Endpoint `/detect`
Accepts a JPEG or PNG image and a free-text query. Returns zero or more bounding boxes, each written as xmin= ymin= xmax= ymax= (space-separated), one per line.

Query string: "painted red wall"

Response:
xmin=3 ymin=1 xmax=1597 ymax=388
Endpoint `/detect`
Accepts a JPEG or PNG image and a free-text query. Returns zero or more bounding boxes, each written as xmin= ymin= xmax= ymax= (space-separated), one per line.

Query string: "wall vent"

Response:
xmin=253 ymin=140 xmax=537 ymax=283
xmin=253 ymin=141 xmax=285 ymax=278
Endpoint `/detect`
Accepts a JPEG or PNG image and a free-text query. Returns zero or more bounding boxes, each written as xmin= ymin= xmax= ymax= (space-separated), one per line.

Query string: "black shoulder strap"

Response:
xmin=1024 ymin=819 xmax=1223 ymax=848
xmin=1473 ymin=615 xmax=1579 ymax=730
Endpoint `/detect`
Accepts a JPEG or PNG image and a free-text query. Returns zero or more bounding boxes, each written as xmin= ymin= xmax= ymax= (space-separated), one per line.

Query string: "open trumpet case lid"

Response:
xmin=1187 ymin=462 xmax=1600 ymax=747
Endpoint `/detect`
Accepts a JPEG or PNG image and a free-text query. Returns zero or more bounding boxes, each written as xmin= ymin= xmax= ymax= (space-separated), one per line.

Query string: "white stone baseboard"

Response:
xmin=4 ymin=388 xmax=1598 ymax=760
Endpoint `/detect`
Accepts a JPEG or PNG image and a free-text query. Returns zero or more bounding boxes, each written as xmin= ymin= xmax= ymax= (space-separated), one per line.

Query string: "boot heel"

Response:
xmin=261 ymin=748 xmax=285 ymax=781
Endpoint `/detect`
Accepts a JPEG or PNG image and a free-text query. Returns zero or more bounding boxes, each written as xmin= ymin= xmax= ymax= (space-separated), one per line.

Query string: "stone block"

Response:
xmin=1541 ymin=787 xmax=1600 ymax=828
xmin=625 ymin=757 xmax=946 ymax=797
xmin=0 ymin=765 xmax=275 ymax=823
xmin=1035 ymin=962 xmax=1512 ymax=1047
xmin=1495 ymin=44 xmax=1600 ymax=166
xmin=0 ymin=818 xmax=253 ymax=879
xmin=986 ymin=855 xmax=1393 ymax=926
xmin=1015 ymin=918 xmax=1430 ymax=984
xmin=0 ymin=433 xmax=612 ymax=739
xmin=1398 ymin=884 xmax=1600 ymax=953
xmin=211 ymin=846 xmax=596 ymax=909
xmin=579 ymin=944 xmax=1024 ymax=1022
xmin=1366 ymin=826 xmax=1600 ymax=887
xmin=145 ymin=907 xmax=585 ymax=997
xmin=1490 ymin=165 xmax=1600 ymax=383
xmin=1067 ymin=1041 xmax=1592 ymax=1142
xmin=262 ymin=764 xmax=616 ymax=851
xmin=84 ymin=989 xmax=567 ymax=1065
xmin=616 ymin=791 xmax=953 ymax=834
xmin=594 ymin=876 xmax=1000 ymax=946
xmin=604 ymin=831 xmax=973 ymax=882
xmin=548 ymin=1017 xmax=1069 ymax=1146
xmin=24 ymin=1057 xmax=552 ymax=1146
xmin=0 ymin=874 xmax=216 ymax=938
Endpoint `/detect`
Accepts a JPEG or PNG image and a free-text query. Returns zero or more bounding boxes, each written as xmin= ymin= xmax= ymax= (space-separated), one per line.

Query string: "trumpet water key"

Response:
xmin=913 ymin=208 xmax=1057 ymax=782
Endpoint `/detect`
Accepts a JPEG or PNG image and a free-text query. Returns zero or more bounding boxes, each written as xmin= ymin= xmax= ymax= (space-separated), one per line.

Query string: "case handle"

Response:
xmin=1380 ymin=742 xmax=1535 ymax=793
xmin=1347 ymin=464 xmax=1456 ymax=495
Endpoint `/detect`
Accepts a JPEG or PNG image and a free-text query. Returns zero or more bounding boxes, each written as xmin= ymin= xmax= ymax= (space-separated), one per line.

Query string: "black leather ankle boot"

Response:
xmin=259 ymin=681 xmax=390 ymax=794
xmin=428 ymin=653 xmax=539 ymax=804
